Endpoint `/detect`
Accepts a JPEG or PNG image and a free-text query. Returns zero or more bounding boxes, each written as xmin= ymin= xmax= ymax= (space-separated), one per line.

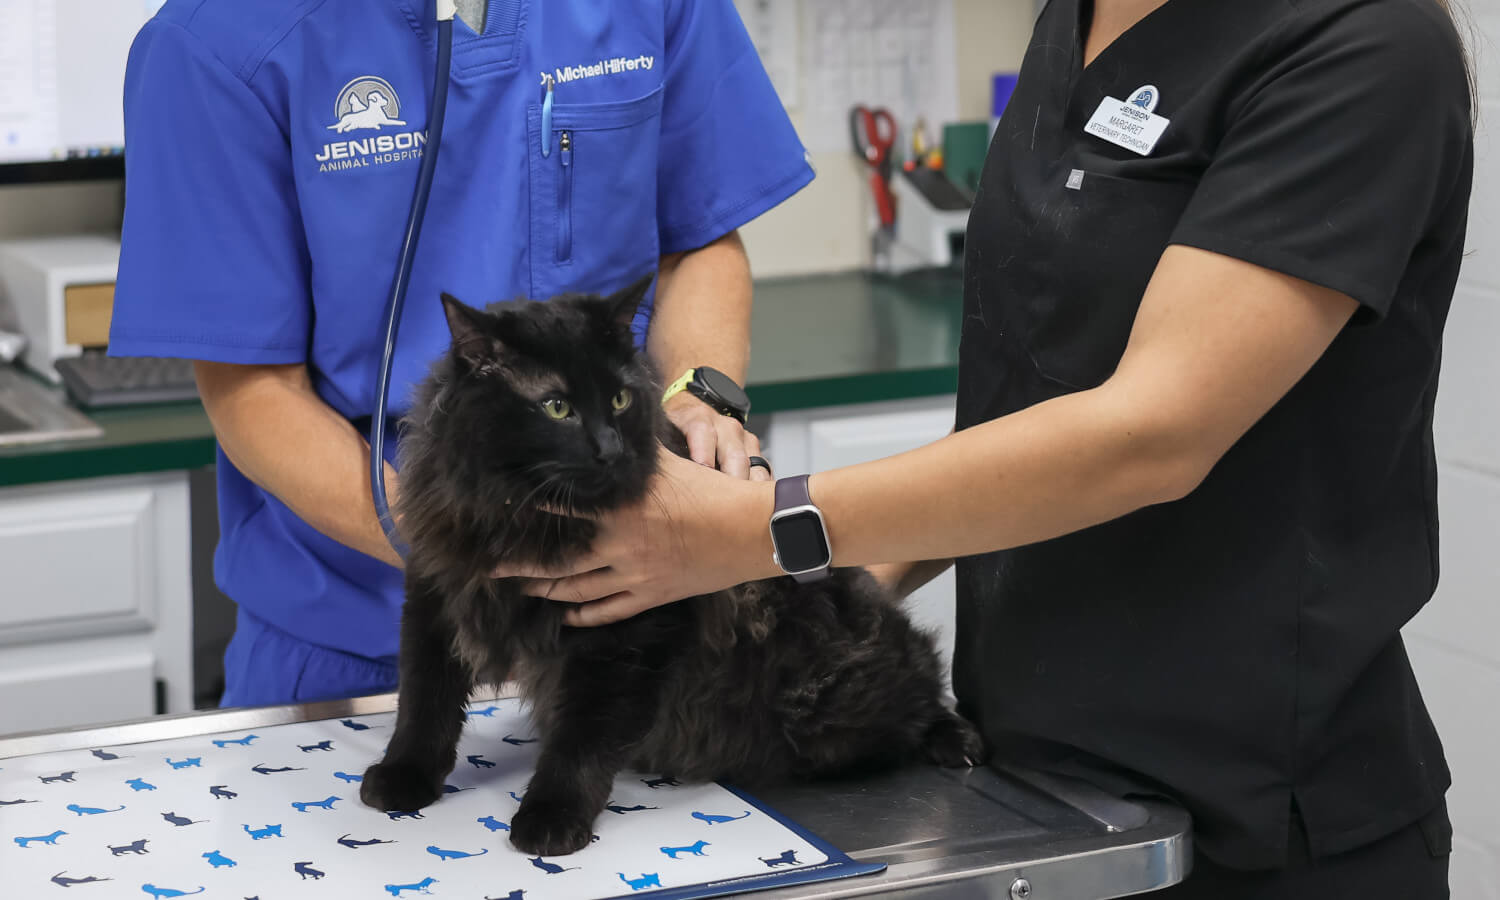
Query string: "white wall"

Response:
xmin=1404 ymin=7 xmax=1500 ymax=898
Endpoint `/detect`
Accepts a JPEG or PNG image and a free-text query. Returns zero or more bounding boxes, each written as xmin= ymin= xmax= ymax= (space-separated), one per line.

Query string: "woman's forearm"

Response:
xmin=194 ymin=361 xmax=404 ymax=568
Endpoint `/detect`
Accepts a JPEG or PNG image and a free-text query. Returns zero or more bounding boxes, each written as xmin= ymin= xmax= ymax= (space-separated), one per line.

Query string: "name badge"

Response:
xmin=1084 ymin=84 xmax=1169 ymax=156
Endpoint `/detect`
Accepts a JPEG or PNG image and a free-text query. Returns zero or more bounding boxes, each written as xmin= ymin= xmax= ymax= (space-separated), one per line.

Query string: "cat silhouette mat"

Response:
xmin=0 ymin=698 xmax=882 ymax=899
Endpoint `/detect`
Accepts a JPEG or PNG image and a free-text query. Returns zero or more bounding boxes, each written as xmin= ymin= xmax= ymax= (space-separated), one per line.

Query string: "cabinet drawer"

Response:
xmin=0 ymin=479 xmax=170 ymax=642
xmin=0 ymin=650 xmax=156 ymax=735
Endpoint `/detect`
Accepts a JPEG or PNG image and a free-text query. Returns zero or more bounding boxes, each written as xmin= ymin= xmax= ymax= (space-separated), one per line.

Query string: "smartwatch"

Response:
xmin=662 ymin=366 xmax=751 ymax=424
xmin=770 ymin=474 xmax=832 ymax=582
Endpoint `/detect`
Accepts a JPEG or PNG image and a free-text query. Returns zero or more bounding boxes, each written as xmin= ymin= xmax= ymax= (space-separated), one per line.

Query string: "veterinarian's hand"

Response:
xmin=493 ymin=447 xmax=780 ymax=626
xmin=663 ymin=393 xmax=771 ymax=482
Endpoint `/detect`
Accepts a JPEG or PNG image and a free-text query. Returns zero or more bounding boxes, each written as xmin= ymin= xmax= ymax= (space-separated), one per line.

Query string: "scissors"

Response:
xmin=849 ymin=104 xmax=897 ymax=228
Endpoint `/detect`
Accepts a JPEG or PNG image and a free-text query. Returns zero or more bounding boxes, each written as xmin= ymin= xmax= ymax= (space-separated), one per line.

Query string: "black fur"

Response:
xmin=360 ymin=275 xmax=984 ymax=855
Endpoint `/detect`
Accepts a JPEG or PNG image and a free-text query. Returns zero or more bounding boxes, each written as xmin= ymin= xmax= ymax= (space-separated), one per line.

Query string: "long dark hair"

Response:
xmin=1435 ymin=0 xmax=1477 ymax=119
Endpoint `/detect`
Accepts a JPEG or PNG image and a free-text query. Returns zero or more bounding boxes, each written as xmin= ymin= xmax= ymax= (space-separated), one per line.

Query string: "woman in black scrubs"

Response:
xmin=507 ymin=0 xmax=1473 ymax=894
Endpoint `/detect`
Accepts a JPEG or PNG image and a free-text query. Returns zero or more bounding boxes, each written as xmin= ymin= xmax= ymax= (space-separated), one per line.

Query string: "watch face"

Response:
xmin=696 ymin=366 xmax=750 ymax=414
xmin=772 ymin=509 xmax=831 ymax=573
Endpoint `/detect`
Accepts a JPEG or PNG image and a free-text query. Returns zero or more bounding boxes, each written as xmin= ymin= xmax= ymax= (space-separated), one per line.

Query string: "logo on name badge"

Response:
xmin=314 ymin=75 xmax=428 ymax=174
xmin=1129 ymin=84 xmax=1160 ymax=114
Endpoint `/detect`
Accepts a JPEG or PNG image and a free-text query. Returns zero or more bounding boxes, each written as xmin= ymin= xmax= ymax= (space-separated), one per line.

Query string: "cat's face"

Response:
xmin=434 ymin=275 xmax=660 ymax=513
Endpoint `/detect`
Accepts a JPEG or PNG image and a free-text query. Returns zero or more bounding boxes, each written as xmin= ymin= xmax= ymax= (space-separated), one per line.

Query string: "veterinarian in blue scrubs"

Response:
xmin=108 ymin=0 xmax=809 ymax=706
xmin=515 ymin=0 xmax=1472 ymax=896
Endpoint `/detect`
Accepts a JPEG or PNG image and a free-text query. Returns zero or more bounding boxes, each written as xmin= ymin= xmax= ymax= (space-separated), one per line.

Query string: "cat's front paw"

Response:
xmin=359 ymin=760 xmax=444 ymax=812
xmin=922 ymin=713 xmax=988 ymax=769
xmin=509 ymin=798 xmax=596 ymax=856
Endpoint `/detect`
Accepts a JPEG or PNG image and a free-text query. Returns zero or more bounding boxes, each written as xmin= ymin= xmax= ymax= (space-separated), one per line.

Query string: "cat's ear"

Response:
xmin=606 ymin=273 xmax=655 ymax=332
xmin=440 ymin=292 xmax=500 ymax=366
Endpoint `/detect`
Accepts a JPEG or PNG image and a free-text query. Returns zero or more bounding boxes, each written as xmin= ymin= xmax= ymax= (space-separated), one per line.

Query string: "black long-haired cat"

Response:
xmin=360 ymin=274 xmax=984 ymax=856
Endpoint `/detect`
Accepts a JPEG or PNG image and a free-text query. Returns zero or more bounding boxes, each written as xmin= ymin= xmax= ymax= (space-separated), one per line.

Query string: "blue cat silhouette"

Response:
xmin=387 ymin=809 xmax=425 ymax=821
xmin=294 ymin=861 xmax=325 ymax=880
xmin=383 ymin=876 xmax=437 ymax=896
xmin=52 ymin=872 xmax=112 ymax=887
xmin=15 ymin=830 xmax=67 ymax=847
xmin=465 ymin=754 xmax=495 ymax=769
xmin=211 ymin=735 xmax=257 ymax=748
xmin=338 ymin=834 xmax=395 ymax=848
xmin=619 ymin=872 xmax=662 ymax=891
xmin=291 ymin=795 xmax=341 ymax=812
xmin=209 ymin=785 xmax=237 ymax=799
xmin=251 ymin=764 xmax=304 ymax=774
xmin=242 ymin=824 xmax=283 ymax=840
xmin=660 ymin=839 xmax=710 ymax=859
xmin=529 ymin=857 xmax=579 ymax=875
xmin=298 ymin=740 xmax=334 ymax=752
xmin=465 ymin=706 xmax=500 ymax=718
xmin=508 ymin=791 xmax=525 ymax=803
xmin=126 ymin=778 xmax=157 ymax=792
xmin=333 ymin=771 xmax=364 ymax=783
xmin=340 ymin=719 xmax=372 ymax=730
xmin=605 ymin=803 xmax=659 ymax=815
xmin=692 ymin=810 xmax=751 ymax=825
xmin=760 ymin=849 xmax=800 ymax=867
xmin=500 ymin=734 xmax=536 ymax=746
xmin=161 ymin=811 xmax=205 ymax=827
xmin=91 ymin=749 xmax=125 ymax=761
xmin=427 ymin=844 xmax=489 ymax=861
xmin=201 ymin=850 xmax=236 ymax=868
xmin=67 ymin=803 xmax=125 ymax=815
xmin=165 ymin=757 xmax=201 ymax=769
xmin=140 ymin=884 xmax=204 ymax=898
xmin=477 ymin=815 xmax=510 ymax=832
xmin=39 ymin=771 xmax=76 ymax=784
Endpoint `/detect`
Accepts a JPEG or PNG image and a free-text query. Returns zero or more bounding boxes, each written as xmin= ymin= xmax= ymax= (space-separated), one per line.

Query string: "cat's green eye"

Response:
xmin=541 ymin=398 xmax=572 ymax=420
xmin=612 ymin=390 xmax=632 ymax=413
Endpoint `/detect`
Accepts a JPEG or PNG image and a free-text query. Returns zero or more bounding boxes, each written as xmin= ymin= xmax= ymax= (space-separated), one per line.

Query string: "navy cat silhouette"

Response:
xmin=529 ymin=857 xmax=579 ymax=874
xmin=619 ymin=872 xmax=662 ymax=891
xmin=508 ymin=791 xmax=525 ymax=803
xmin=387 ymin=809 xmax=424 ymax=820
xmin=166 ymin=757 xmax=201 ymax=769
xmin=67 ymin=803 xmax=125 ymax=815
xmin=294 ymin=861 xmax=325 ymax=880
xmin=692 ymin=810 xmax=751 ymax=825
xmin=605 ymin=803 xmax=659 ymax=815
xmin=299 ymin=740 xmax=335 ymax=752
xmin=442 ymin=784 xmax=472 ymax=794
xmin=212 ymin=735 xmax=257 ymax=747
xmin=127 ymin=778 xmax=158 ymax=792
xmin=251 ymin=764 xmax=304 ymax=774
xmin=14 ymin=830 xmax=67 ymax=847
xmin=110 ymin=839 xmax=149 ymax=856
xmin=333 ymin=771 xmax=363 ymax=783
xmin=760 ymin=849 xmax=801 ymax=867
xmin=340 ymin=719 xmax=372 ymax=730
xmin=660 ymin=839 xmax=710 ymax=859
xmin=466 ymin=754 xmax=496 ymax=769
xmin=427 ymin=844 xmax=489 ymax=861
xmin=338 ymin=834 xmax=395 ymax=848
xmin=501 ymin=734 xmax=536 ymax=746
xmin=91 ymin=749 xmax=124 ymax=761
xmin=291 ymin=795 xmax=341 ymax=812
xmin=484 ymin=892 xmax=525 ymax=900
xmin=39 ymin=771 xmax=76 ymax=784
xmin=242 ymin=824 xmax=283 ymax=840
xmin=383 ymin=876 xmax=437 ymax=897
xmin=477 ymin=815 xmax=510 ymax=832
xmin=465 ymin=706 xmax=500 ymax=718
xmin=162 ymin=811 xmax=205 ymax=826
xmin=643 ymin=776 xmax=682 ymax=789
xmin=209 ymin=785 xmax=237 ymax=799
xmin=52 ymin=872 xmax=112 ymax=887
xmin=0 ymin=797 xmax=38 ymax=805
xmin=202 ymin=850 xmax=236 ymax=868
xmin=140 ymin=883 xmax=204 ymax=898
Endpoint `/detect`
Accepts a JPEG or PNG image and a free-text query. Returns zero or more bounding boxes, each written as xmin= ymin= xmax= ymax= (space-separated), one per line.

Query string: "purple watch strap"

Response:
xmin=772 ymin=474 xmax=830 ymax=582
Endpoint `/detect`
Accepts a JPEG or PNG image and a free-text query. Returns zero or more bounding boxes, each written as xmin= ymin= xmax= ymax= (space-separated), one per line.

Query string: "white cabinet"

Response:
xmin=0 ymin=472 xmax=193 ymax=735
xmin=766 ymin=395 xmax=959 ymax=677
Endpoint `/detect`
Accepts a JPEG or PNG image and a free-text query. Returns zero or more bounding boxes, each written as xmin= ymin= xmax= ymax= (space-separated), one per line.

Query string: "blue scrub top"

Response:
xmin=110 ymin=0 xmax=813 ymax=662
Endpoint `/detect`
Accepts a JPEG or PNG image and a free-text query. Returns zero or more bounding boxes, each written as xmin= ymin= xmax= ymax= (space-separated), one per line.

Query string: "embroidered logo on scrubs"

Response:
xmin=315 ymin=75 xmax=427 ymax=174
xmin=543 ymin=53 xmax=655 ymax=86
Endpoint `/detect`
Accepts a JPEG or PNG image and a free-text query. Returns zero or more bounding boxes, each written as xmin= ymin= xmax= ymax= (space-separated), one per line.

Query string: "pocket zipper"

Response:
xmin=556 ymin=130 xmax=573 ymax=263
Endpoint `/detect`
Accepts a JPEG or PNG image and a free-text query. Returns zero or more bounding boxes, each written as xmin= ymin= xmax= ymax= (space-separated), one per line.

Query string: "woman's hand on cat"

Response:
xmin=664 ymin=394 xmax=773 ymax=482
xmin=493 ymin=447 xmax=780 ymax=625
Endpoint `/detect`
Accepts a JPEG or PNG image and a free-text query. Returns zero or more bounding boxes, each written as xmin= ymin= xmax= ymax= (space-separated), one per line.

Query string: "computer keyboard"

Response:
xmin=54 ymin=352 xmax=199 ymax=408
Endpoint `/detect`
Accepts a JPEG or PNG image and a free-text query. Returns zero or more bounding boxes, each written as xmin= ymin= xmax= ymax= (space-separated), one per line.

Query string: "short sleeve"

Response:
xmin=654 ymin=0 xmax=814 ymax=254
xmin=110 ymin=21 xmax=311 ymax=363
xmin=1168 ymin=3 xmax=1471 ymax=320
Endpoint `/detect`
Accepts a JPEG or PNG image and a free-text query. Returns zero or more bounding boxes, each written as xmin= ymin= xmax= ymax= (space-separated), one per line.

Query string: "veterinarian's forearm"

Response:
xmin=193 ymin=361 xmax=404 ymax=568
xmin=647 ymin=230 xmax=752 ymax=385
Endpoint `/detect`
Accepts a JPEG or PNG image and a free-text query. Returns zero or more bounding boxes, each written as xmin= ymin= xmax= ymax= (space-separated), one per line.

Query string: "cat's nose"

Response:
xmin=593 ymin=428 xmax=624 ymax=463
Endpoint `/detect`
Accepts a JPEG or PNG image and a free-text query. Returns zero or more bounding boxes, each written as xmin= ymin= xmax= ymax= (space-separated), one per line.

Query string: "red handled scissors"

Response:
xmin=849 ymin=105 xmax=897 ymax=228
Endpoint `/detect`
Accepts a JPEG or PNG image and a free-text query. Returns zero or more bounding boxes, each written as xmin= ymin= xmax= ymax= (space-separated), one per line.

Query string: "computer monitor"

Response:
xmin=0 ymin=0 xmax=166 ymax=184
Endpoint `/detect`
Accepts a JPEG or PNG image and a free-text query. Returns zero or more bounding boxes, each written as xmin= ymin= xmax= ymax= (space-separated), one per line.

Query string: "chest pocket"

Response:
xmin=1019 ymin=170 xmax=1196 ymax=390
xmin=526 ymin=87 xmax=664 ymax=299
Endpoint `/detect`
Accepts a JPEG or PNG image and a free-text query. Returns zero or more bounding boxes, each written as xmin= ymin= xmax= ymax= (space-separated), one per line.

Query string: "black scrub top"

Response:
xmin=953 ymin=0 xmax=1472 ymax=871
